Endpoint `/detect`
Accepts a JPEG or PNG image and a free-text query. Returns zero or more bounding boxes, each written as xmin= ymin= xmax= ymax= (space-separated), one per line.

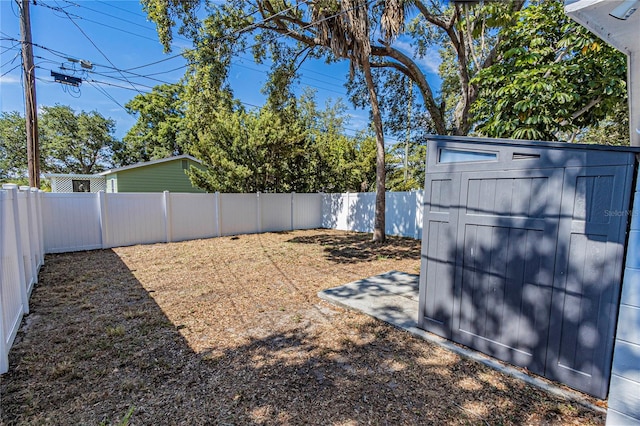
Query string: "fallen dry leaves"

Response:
xmin=1 ymin=229 xmax=604 ymax=425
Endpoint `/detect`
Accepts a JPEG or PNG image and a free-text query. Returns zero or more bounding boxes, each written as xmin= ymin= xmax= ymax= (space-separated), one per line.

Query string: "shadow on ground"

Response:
xmin=286 ymin=231 xmax=421 ymax=264
xmin=0 ymin=245 xmax=603 ymax=425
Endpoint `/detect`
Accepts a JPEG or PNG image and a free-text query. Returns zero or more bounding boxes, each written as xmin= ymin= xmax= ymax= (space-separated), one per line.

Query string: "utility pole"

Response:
xmin=19 ymin=0 xmax=40 ymax=188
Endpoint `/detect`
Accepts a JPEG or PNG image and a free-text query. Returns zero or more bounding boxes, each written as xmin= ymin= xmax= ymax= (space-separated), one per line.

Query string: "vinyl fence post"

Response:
xmin=30 ymin=188 xmax=42 ymax=270
xmin=35 ymin=189 xmax=44 ymax=264
xmin=256 ymin=192 xmax=262 ymax=234
xmin=163 ymin=190 xmax=172 ymax=243
xmin=215 ymin=192 xmax=222 ymax=237
xmin=98 ymin=191 xmax=109 ymax=249
xmin=346 ymin=191 xmax=351 ymax=231
xmin=18 ymin=187 xmax=34 ymax=287
xmin=2 ymin=184 xmax=28 ymax=315
xmin=20 ymin=186 xmax=37 ymax=286
xmin=291 ymin=192 xmax=295 ymax=231
xmin=0 ymin=190 xmax=7 ymax=374
xmin=414 ymin=189 xmax=423 ymax=240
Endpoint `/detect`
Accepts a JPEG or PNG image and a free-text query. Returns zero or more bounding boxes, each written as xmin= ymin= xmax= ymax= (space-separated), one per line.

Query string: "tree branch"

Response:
xmin=463 ymin=5 xmax=481 ymax=70
xmin=414 ymin=0 xmax=452 ymax=30
xmin=558 ymin=96 xmax=603 ymax=127
xmin=371 ymin=44 xmax=447 ymax=134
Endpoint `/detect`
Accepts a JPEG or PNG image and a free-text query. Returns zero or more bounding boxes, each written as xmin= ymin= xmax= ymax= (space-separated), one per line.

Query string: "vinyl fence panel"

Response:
xmin=168 ymin=193 xmax=218 ymax=242
xmin=16 ymin=192 xmax=34 ymax=291
xmin=321 ymin=193 xmax=344 ymax=229
xmin=219 ymin=193 xmax=259 ymax=236
xmin=386 ymin=191 xmax=421 ymax=238
xmin=40 ymin=190 xmax=422 ymax=255
xmin=260 ymin=193 xmax=293 ymax=232
xmin=104 ymin=193 xmax=165 ymax=248
xmin=293 ymin=193 xmax=322 ymax=229
xmin=0 ymin=189 xmax=26 ymax=373
xmin=348 ymin=192 xmax=376 ymax=233
xmin=42 ymin=193 xmax=102 ymax=253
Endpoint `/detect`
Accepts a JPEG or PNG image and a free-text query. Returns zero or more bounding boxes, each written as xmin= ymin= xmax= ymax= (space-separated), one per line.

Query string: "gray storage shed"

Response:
xmin=419 ymin=135 xmax=639 ymax=399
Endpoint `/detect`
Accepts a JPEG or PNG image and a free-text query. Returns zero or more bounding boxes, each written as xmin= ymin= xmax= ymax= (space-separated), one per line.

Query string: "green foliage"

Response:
xmin=1 ymin=106 xmax=124 ymax=178
xmin=0 ymin=111 xmax=28 ymax=180
xmin=186 ymin=89 xmax=375 ymax=193
xmin=471 ymin=0 xmax=627 ymax=141
xmin=121 ymin=84 xmax=188 ymax=164
xmin=575 ymin=103 xmax=630 ymax=146
xmin=386 ymin=140 xmax=427 ymax=191
xmin=40 ymin=105 xmax=121 ymax=174
xmin=187 ymin=106 xmax=306 ymax=193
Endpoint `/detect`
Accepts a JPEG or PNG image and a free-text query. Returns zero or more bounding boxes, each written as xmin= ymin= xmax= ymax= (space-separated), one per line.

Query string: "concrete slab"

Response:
xmin=319 ymin=270 xmax=418 ymax=329
xmin=318 ymin=270 xmax=605 ymax=414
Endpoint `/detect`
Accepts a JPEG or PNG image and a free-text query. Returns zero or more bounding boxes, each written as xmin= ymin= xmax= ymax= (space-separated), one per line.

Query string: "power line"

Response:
xmin=34 ymin=65 xmax=154 ymax=92
xmin=50 ymin=0 xmax=143 ymax=94
xmin=36 ymin=1 xmax=185 ymax=48
xmin=9 ymin=34 xmax=349 ymax=99
xmin=61 ymin=0 xmax=195 ymax=45
xmin=1 ymin=63 xmax=22 ymax=78
xmin=95 ymin=0 xmax=147 ymax=19
xmin=88 ymin=68 xmax=173 ymax=87
xmin=118 ymin=52 xmax=186 ymax=72
xmin=1 ymin=51 xmax=21 ymax=69
xmin=86 ymin=79 xmax=128 ymax=112
xmin=2 ymin=36 xmax=185 ymax=81
xmin=232 ymin=61 xmax=346 ymax=95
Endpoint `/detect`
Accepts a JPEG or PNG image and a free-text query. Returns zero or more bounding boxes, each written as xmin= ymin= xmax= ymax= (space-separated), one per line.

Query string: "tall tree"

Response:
xmin=187 ymin=88 xmax=375 ymax=193
xmin=142 ymin=0 xmax=412 ymax=241
xmin=142 ymin=0 xmax=525 ymax=136
xmin=299 ymin=89 xmax=376 ymax=192
xmin=122 ymin=83 xmax=188 ymax=164
xmin=39 ymin=105 xmax=121 ymax=174
xmin=188 ymin=104 xmax=309 ymax=193
xmin=471 ymin=0 xmax=627 ymax=141
xmin=0 ymin=111 xmax=29 ymax=180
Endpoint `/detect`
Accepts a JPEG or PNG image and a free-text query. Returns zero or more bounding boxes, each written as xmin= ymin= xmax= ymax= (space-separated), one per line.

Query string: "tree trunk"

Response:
xmin=362 ymin=59 xmax=386 ymax=243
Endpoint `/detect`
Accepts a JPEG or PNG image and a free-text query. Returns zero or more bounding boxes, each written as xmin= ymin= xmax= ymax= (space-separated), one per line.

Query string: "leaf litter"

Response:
xmin=1 ymin=229 xmax=604 ymax=425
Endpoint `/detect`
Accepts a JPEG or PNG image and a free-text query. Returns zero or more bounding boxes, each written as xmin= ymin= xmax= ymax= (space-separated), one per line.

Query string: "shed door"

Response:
xmin=545 ymin=166 xmax=632 ymax=398
xmin=419 ymin=147 xmax=634 ymax=399
xmin=451 ymin=169 xmax=564 ymax=378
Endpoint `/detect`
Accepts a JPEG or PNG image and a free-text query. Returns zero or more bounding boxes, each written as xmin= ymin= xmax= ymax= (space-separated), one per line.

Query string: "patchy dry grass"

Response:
xmin=1 ymin=229 xmax=604 ymax=425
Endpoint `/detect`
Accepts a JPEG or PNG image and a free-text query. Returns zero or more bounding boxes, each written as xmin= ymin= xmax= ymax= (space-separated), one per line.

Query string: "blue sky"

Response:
xmin=1 ymin=0 xmax=442 ymax=142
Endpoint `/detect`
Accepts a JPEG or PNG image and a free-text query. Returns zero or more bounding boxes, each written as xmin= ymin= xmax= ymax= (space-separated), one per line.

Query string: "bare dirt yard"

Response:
xmin=1 ymin=229 xmax=604 ymax=425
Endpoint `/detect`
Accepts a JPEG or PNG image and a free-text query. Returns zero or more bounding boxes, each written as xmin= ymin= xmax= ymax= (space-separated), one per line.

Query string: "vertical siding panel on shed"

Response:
xmin=546 ymin=165 xmax=631 ymax=398
xmin=420 ymin=136 xmax=636 ymax=398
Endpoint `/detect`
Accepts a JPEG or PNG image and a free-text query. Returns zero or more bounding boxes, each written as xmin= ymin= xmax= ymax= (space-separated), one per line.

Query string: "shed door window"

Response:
xmin=72 ymin=179 xmax=90 ymax=192
xmin=439 ymin=148 xmax=497 ymax=163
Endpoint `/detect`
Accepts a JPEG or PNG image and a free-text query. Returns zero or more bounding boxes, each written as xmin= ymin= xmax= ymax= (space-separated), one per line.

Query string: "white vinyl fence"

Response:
xmin=41 ymin=190 xmax=423 ymax=253
xmin=322 ymin=191 xmax=423 ymax=239
xmin=0 ymin=184 xmax=44 ymax=374
xmin=2 ymin=188 xmax=422 ymax=373
xmin=42 ymin=191 xmax=325 ymax=253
